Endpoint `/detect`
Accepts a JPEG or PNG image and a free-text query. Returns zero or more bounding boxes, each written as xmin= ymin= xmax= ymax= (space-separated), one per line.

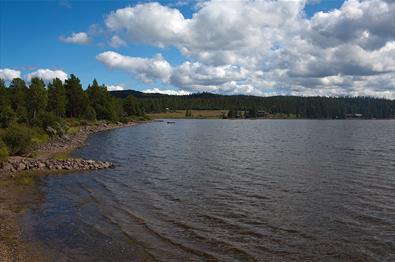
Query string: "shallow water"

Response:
xmin=23 ymin=120 xmax=395 ymax=261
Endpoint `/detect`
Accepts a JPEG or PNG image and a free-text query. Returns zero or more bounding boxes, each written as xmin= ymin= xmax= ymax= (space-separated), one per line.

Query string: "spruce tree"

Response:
xmin=28 ymin=77 xmax=48 ymax=120
xmin=47 ymin=78 xmax=66 ymax=117
xmin=64 ymin=74 xmax=87 ymax=118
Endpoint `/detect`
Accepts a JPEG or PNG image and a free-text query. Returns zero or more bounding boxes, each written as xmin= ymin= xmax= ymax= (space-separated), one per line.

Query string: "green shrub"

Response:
xmin=31 ymin=132 xmax=49 ymax=145
xmin=0 ymin=138 xmax=9 ymax=162
xmin=64 ymin=118 xmax=80 ymax=127
xmin=31 ymin=111 xmax=66 ymax=137
xmin=82 ymin=106 xmax=96 ymax=121
xmin=66 ymin=126 xmax=79 ymax=135
xmin=1 ymin=124 xmax=36 ymax=155
xmin=79 ymin=119 xmax=88 ymax=126
xmin=0 ymin=106 xmax=16 ymax=128
xmin=120 ymin=116 xmax=129 ymax=124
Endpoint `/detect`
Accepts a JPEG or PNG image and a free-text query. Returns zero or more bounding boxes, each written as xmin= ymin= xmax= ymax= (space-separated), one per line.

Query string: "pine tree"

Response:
xmin=9 ymin=78 xmax=28 ymax=112
xmin=9 ymin=78 xmax=29 ymax=123
xmin=47 ymin=78 xmax=66 ymax=117
xmin=86 ymin=79 xmax=112 ymax=119
xmin=0 ymin=79 xmax=10 ymax=109
xmin=124 ymin=95 xmax=140 ymax=116
xmin=64 ymin=74 xmax=87 ymax=118
xmin=28 ymin=77 xmax=48 ymax=120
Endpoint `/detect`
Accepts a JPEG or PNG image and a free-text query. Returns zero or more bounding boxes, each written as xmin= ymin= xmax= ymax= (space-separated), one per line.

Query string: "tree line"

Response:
xmin=112 ymin=91 xmax=395 ymax=119
xmin=2 ymin=75 xmax=394 ymax=127
xmin=1 ymin=74 xmax=394 ymax=161
xmin=0 ymin=75 xmax=145 ymax=129
xmin=0 ymin=75 xmax=145 ymax=160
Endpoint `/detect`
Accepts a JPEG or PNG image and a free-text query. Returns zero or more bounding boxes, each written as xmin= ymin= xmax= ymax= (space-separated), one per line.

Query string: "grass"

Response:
xmin=31 ymin=133 xmax=49 ymax=145
xmin=0 ymin=178 xmax=12 ymax=187
xmin=66 ymin=126 xmax=79 ymax=135
xmin=52 ymin=149 xmax=73 ymax=160
xmin=147 ymin=110 xmax=228 ymax=119
xmin=14 ymin=174 xmax=35 ymax=186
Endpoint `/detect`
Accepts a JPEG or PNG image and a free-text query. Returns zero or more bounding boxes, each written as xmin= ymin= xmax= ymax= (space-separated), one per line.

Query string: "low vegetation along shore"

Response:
xmin=0 ymin=121 xmax=137 ymax=177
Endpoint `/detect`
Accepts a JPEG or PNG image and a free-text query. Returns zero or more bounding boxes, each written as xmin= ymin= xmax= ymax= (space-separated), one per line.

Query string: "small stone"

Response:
xmin=17 ymin=163 xmax=26 ymax=170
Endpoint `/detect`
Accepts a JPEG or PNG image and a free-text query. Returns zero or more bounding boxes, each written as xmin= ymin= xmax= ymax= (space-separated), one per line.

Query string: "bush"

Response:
xmin=31 ymin=132 xmax=49 ymax=146
xmin=66 ymin=126 xmax=79 ymax=135
xmin=120 ymin=116 xmax=129 ymax=124
xmin=0 ymin=138 xmax=9 ymax=162
xmin=79 ymin=119 xmax=88 ymax=126
xmin=64 ymin=118 xmax=80 ymax=127
xmin=0 ymin=106 xmax=16 ymax=128
xmin=1 ymin=124 xmax=36 ymax=155
xmin=82 ymin=106 xmax=96 ymax=121
xmin=32 ymin=111 xmax=66 ymax=137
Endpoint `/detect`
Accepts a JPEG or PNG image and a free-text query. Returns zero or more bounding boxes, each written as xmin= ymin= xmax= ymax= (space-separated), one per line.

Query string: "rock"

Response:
xmin=17 ymin=163 xmax=26 ymax=171
xmin=3 ymin=163 xmax=15 ymax=173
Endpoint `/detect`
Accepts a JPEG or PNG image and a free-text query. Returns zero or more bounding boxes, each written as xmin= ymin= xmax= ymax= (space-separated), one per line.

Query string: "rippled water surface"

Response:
xmin=24 ymin=120 xmax=395 ymax=261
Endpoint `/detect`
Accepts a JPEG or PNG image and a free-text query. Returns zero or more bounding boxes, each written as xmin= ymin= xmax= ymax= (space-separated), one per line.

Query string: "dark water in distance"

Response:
xmin=24 ymin=120 xmax=395 ymax=261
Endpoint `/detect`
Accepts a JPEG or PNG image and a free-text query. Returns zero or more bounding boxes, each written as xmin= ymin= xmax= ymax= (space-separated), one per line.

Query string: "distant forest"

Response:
xmin=1 ymin=75 xmax=394 ymax=126
xmin=111 ymin=90 xmax=395 ymax=119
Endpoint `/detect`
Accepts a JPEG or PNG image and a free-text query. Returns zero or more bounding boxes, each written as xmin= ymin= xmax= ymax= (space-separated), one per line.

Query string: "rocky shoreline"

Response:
xmin=1 ymin=157 xmax=113 ymax=175
xmin=0 ymin=121 xmax=138 ymax=177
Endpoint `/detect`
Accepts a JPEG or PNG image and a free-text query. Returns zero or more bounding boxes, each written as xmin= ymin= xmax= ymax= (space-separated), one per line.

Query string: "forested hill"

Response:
xmin=110 ymin=90 xmax=395 ymax=119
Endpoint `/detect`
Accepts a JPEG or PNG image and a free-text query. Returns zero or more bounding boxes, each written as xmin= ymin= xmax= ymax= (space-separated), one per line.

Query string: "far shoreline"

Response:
xmin=146 ymin=109 xmax=395 ymax=120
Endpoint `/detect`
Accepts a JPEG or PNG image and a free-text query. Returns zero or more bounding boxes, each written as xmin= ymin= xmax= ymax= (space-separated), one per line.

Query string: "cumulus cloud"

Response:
xmin=143 ymin=88 xmax=190 ymax=96
xmin=309 ymin=0 xmax=395 ymax=50
xmin=60 ymin=32 xmax=91 ymax=45
xmin=171 ymin=61 xmax=253 ymax=94
xmin=96 ymin=52 xmax=264 ymax=95
xmin=0 ymin=68 xmax=21 ymax=80
xmin=26 ymin=69 xmax=68 ymax=82
xmin=96 ymin=51 xmax=172 ymax=83
xmin=106 ymin=2 xmax=187 ymax=48
xmin=97 ymin=0 xmax=395 ymax=98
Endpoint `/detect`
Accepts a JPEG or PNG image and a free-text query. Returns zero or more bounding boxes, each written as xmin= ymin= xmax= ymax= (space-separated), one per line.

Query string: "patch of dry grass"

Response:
xmin=147 ymin=110 xmax=227 ymax=119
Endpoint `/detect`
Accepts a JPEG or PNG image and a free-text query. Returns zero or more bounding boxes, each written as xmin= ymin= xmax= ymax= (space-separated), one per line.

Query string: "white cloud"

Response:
xmin=143 ymin=88 xmax=190 ymax=96
xmin=309 ymin=0 xmax=395 ymax=50
xmin=60 ymin=32 xmax=91 ymax=45
xmin=96 ymin=51 xmax=172 ymax=83
xmin=107 ymin=83 xmax=128 ymax=91
xmin=96 ymin=0 xmax=395 ymax=98
xmin=26 ymin=69 xmax=68 ymax=82
xmin=0 ymin=68 xmax=21 ymax=80
xmin=105 ymin=2 xmax=187 ymax=48
xmin=170 ymin=61 xmax=252 ymax=94
xmin=108 ymin=35 xmax=127 ymax=48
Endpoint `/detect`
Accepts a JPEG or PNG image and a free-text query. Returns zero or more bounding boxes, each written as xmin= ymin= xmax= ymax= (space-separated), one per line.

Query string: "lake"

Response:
xmin=23 ymin=120 xmax=395 ymax=261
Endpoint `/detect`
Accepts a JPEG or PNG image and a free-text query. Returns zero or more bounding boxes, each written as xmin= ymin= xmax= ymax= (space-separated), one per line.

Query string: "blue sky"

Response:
xmin=1 ymin=0 xmax=394 ymax=98
xmin=1 ymin=0 xmax=204 ymax=89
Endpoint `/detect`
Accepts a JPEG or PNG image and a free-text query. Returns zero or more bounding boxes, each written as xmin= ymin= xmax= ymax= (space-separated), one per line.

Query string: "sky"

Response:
xmin=0 ymin=0 xmax=394 ymax=98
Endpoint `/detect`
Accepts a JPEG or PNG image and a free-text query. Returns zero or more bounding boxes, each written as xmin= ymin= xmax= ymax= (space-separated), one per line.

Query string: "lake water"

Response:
xmin=23 ymin=120 xmax=395 ymax=261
